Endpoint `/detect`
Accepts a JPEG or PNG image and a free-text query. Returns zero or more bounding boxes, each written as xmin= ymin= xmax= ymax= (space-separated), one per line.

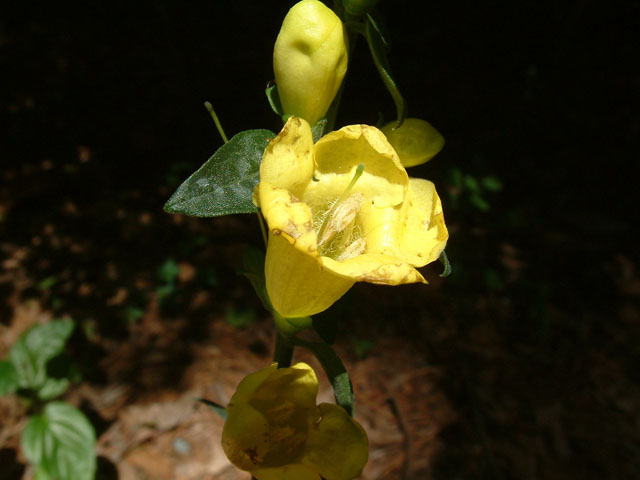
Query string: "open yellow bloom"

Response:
xmin=222 ymin=363 xmax=368 ymax=480
xmin=255 ymin=117 xmax=448 ymax=318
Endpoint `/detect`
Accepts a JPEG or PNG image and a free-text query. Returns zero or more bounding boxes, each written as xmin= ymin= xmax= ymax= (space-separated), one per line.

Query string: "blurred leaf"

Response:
xmin=352 ymin=338 xmax=374 ymax=359
xmin=0 ymin=360 xmax=19 ymax=396
xmin=37 ymin=276 xmax=58 ymax=291
xmin=463 ymin=175 xmax=480 ymax=192
xmin=158 ymin=258 xmax=180 ymax=284
xmin=365 ymin=14 xmax=406 ymax=128
xmin=197 ymin=398 xmax=228 ymax=421
xmin=164 ymin=129 xmax=274 ymax=217
xmin=469 ymin=192 xmax=490 ymax=211
xmin=481 ymin=175 xmax=503 ymax=192
xmin=294 ymin=339 xmax=355 ymax=416
xmin=123 ymin=306 xmax=144 ymax=324
xmin=225 ymin=307 xmax=256 ymax=329
xmin=9 ymin=319 xmax=75 ymax=397
xmin=449 ymin=167 xmax=463 ymax=188
xmin=21 ymin=402 xmax=96 ymax=480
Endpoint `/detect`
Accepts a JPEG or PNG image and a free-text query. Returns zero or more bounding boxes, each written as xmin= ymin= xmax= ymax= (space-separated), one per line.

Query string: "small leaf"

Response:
xmin=241 ymin=246 xmax=273 ymax=312
xmin=265 ymin=83 xmax=284 ymax=117
xmin=365 ymin=14 xmax=407 ymax=128
xmin=197 ymin=398 xmax=228 ymax=420
xmin=438 ymin=250 xmax=452 ymax=277
xmin=481 ymin=175 xmax=503 ymax=192
xmin=294 ymin=339 xmax=355 ymax=416
xmin=158 ymin=258 xmax=180 ymax=284
xmin=22 ymin=402 xmax=96 ymax=480
xmin=0 ymin=360 xmax=19 ymax=396
xmin=164 ymin=129 xmax=275 ymax=217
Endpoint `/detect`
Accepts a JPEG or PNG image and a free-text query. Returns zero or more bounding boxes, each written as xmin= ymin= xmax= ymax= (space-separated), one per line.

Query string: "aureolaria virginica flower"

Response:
xmin=274 ymin=0 xmax=348 ymax=125
xmin=222 ymin=362 xmax=368 ymax=480
xmin=255 ymin=116 xmax=448 ymax=318
xmin=380 ymin=118 xmax=445 ymax=167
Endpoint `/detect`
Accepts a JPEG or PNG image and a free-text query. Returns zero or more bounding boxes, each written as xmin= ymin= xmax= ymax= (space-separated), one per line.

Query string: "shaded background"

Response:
xmin=1 ymin=1 xmax=639 ymax=479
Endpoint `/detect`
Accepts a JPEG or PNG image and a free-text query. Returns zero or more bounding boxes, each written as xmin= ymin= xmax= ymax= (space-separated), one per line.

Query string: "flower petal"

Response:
xmin=252 ymin=362 xmax=319 ymax=411
xmin=266 ymin=233 xmax=354 ymax=318
xmin=309 ymin=124 xmax=407 ymax=209
xmin=322 ymin=253 xmax=426 ymax=285
xmin=357 ymin=178 xmax=448 ymax=267
xmin=227 ymin=363 xmax=278 ymax=408
xmin=253 ymin=463 xmax=321 ymax=480
xmin=380 ymin=118 xmax=445 ymax=167
xmin=302 ymin=403 xmax=368 ymax=480
xmin=260 ymin=116 xmax=315 ymax=199
xmin=221 ymin=403 xmax=270 ymax=472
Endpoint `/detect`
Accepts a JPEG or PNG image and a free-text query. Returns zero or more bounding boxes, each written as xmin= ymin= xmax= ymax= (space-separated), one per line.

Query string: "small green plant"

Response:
xmin=0 ymin=319 xmax=96 ymax=480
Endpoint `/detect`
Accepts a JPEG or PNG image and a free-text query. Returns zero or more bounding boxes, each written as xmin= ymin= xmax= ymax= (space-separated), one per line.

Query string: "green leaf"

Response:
xmin=158 ymin=258 xmax=180 ymax=284
xmin=481 ymin=175 xmax=503 ymax=192
xmin=365 ymin=14 xmax=407 ymax=128
xmin=0 ymin=360 xmax=19 ymax=396
xmin=241 ymin=246 xmax=272 ymax=312
xmin=294 ymin=339 xmax=355 ymax=416
xmin=21 ymin=402 xmax=96 ymax=480
xmin=265 ymin=84 xmax=284 ymax=117
xmin=225 ymin=306 xmax=256 ymax=329
xmin=9 ymin=319 xmax=75 ymax=396
xmin=439 ymin=250 xmax=452 ymax=277
xmin=164 ymin=129 xmax=275 ymax=217
xmin=197 ymin=398 xmax=228 ymax=421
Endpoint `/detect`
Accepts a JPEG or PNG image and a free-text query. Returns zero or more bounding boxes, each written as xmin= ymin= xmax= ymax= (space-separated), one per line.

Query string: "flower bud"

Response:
xmin=274 ymin=0 xmax=348 ymax=125
xmin=381 ymin=118 xmax=445 ymax=167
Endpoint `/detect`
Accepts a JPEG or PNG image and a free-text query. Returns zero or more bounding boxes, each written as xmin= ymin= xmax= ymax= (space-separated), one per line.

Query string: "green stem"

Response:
xmin=204 ymin=101 xmax=229 ymax=144
xmin=273 ymin=332 xmax=294 ymax=368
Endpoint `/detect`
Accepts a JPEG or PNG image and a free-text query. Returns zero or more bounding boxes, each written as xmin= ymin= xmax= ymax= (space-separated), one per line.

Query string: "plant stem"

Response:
xmin=273 ymin=332 xmax=294 ymax=368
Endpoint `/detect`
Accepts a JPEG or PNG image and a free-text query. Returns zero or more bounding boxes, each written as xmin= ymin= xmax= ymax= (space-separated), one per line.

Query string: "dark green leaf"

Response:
xmin=294 ymin=339 xmax=355 ymax=416
xmin=21 ymin=402 xmax=96 ymax=480
xmin=197 ymin=398 xmax=228 ymax=421
xmin=9 ymin=319 xmax=75 ymax=395
xmin=241 ymin=246 xmax=272 ymax=312
xmin=0 ymin=360 xmax=19 ymax=396
xmin=438 ymin=250 xmax=452 ymax=277
xmin=481 ymin=175 xmax=503 ymax=192
xmin=265 ymin=83 xmax=284 ymax=117
xmin=158 ymin=258 xmax=180 ymax=284
xmin=365 ymin=14 xmax=407 ymax=128
xmin=164 ymin=129 xmax=275 ymax=217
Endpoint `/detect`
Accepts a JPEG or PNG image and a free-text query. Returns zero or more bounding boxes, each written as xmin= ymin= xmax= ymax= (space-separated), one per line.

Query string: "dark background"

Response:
xmin=1 ymin=1 xmax=639 ymax=479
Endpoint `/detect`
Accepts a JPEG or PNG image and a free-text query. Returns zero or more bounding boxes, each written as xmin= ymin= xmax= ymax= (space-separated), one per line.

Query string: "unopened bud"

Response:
xmin=274 ymin=0 xmax=348 ymax=125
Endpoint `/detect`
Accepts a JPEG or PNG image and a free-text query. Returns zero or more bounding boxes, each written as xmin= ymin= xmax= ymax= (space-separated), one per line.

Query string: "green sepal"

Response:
xmin=21 ymin=402 xmax=96 ymax=480
xmin=439 ymin=250 xmax=452 ymax=277
xmin=164 ymin=129 xmax=275 ymax=217
xmin=311 ymin=118 xmax=328 ymax=143
xmin=0 ymin=360 xmax=19 ymax=396
xmin=294 ymin=338 xmax=355 ymax=416
xmin=197 ymin=398 xmax=228 ymax=421
xmin=9 ymin=319 xmax=75 ymax=399
xmin=365 ymin=13 xmax=407 ymax=128
xmin=265 ymin=83 xmax=284 ymax=118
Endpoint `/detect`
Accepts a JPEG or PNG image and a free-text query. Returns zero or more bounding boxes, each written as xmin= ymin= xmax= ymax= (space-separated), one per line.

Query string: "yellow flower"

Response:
xmin=222 ymin=362 xmax=368 ymax=480
xmin=255 ymin=116 xmax=448 ymax=318
xmin=274 ymin=0 xmax=348 ymax=125
xmin=380 ymin=118 xmax=445 ymax=167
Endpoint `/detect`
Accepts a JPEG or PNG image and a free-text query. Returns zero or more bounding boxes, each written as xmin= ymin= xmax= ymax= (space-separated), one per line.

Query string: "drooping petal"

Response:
xmin=302 ymin=403 xmax=368 ymax=480
xmin=221 ymin=403 xmax=270 ymax=472
xmin=322 ymin=253 xmax=426 ymax=285
xmin=265 ymin=233 xmax=354 ymax=318
xmin=310 ymin=124 xmax=408 ymax=209
xmin=380 ymin=118 xmax=445 ymax=167
xmin=260 ymin=116 xmax=315 ymax=199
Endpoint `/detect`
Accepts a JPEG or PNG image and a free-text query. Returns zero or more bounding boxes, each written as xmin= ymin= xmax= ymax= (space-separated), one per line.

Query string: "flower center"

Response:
xmin=314 ymin=163 xmax=367 ymax=261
